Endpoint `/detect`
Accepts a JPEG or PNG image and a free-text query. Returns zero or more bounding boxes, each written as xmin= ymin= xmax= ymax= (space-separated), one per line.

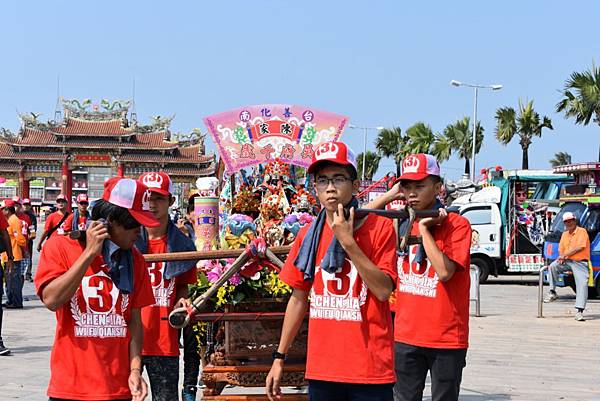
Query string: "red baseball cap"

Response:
xmin=76 ymin=193 xmax=89 ymax=203
xmin=397 ymin=154 xmax=441 ymax=181
xmin=56 ymin=194 xmax=67 ymax=203
xmin=139 ymin=172 xmax=174 ymax=196
xmin=3 ymin=199 xmax=16 ymax=208
xmin=22 ymin=198 xmax=31 ymax=205
xmin=102 ymin=177 xmax=160 ymax=227
xmin=307 ymin=142 xmax=357 ymax=175
xmin=11 ymin=196 xmax=21 ymax=204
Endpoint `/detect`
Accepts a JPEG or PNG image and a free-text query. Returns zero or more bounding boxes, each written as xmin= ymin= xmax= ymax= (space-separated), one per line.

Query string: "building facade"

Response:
xmin=0 ymin=98 xmax=214 ymax=207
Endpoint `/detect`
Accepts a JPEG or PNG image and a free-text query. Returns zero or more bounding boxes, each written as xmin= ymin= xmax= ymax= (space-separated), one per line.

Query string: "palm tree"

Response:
xmin=556 ymin=63 xmax=600 ymax=126
xmin=404 ymin=122 xmax=436 ymax=154
xmin=549 ymin=151 xmax=572 ymax=167
xmin=495 ymin=100 xmax=553 ymax=169
xmin=375 ymin=127 xmax=405 ymax=177
xmin=356 ymin=151 xmax=381 ymax=180
xmin=434 ymin=117 xmax=484 ymax=174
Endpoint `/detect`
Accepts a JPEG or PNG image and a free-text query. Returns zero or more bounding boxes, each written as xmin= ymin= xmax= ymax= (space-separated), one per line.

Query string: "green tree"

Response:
xmin=556 ymin=63 xmax=600 ymax=126
xmin=434 ymin=117 xmax=484 ymax=174
xmin=375 ymin=127 xmax=406 ymax=177
xmin=495 ymin=100 xmax=553 ymax=169
xmin=404 ymin=122 xmax=436 ymax=154
xmin=356 ymin=151 xmax=382 ymax=180
xmin=549 ymin=151 xmax=572 ymax=167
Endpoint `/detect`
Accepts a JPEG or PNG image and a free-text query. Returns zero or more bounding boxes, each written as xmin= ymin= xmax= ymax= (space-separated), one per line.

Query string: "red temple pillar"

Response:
xmin=62 ymin=159 xmax=73 ymax=212
xmin=18 ymin=167 xmax=30 ymax=199
xmin=117 ymin=162 xmax=125 ymax=177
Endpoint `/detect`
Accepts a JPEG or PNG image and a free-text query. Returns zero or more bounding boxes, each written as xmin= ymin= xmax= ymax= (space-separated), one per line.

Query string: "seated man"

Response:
xmin=544 ymin=212 xmax=590 ymax=321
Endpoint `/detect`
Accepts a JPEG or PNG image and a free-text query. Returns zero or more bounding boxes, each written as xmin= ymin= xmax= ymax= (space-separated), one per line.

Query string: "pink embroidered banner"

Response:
xmin=204 ymin=105 xmax=348 ymax=173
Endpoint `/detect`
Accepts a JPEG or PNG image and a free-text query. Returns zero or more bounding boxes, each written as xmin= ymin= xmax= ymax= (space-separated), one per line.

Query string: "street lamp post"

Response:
xmin=451 ymin=80 xmax=502 ymax=181
xmin=348 ymin=125 xmax=385 ymax=181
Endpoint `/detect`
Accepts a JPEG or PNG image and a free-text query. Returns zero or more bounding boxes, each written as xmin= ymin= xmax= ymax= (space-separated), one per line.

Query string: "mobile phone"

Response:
xmin=68 ymin=219 xmax=108 ymax=241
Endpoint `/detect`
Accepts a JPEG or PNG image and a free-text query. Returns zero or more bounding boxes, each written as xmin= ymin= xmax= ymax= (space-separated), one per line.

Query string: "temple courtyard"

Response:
xmin=1 ymin=255 xmax=599 ymax=400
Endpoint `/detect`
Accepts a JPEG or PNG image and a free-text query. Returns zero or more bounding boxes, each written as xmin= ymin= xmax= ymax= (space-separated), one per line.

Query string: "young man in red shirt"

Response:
xmin=37 ymin=194 xmax=70 ymax=252
xmin=370 ymin=154 xmax=472 ymax=401
xmin=35 ymin=177 xmax=159 ymax=401
xmin=266 ymin=142 xmax=398 ymax=401
xmin=12 ymin=197 xmax=31 ymax=286
xmin=135 ymin=172 xmax=198 ymax=401
xmin=64 ymin=193 xmax=91 ymax=233
xmin=22 ymin=198 xmax=38 ymax=282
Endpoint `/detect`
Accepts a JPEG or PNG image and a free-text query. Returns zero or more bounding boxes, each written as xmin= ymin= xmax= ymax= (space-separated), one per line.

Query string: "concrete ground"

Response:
xmin=1 ymin=259 xmax=599 ymax=400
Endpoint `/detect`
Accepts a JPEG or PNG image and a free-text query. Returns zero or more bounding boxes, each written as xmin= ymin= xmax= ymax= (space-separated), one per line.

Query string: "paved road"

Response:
xmin=2 ymin=260 xmax=599 ymax=400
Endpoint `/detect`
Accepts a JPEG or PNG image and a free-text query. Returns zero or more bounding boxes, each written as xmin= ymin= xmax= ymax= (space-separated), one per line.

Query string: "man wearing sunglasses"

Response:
xmin=64 ymin=194 xmax=91 ymax=233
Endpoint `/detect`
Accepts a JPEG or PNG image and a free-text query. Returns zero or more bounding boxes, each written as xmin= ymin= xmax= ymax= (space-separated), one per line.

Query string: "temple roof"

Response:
xmin=18 ymin=128 xmax=179 ymax=150
xmin=0 ymin=98 xmax=214 ymax=178
xmin=155 ymin=165 xmax=215 ymax=176
xmin=52 ymin=117 xmax=134 ymax=137
xmin=0 ymin=143 xmax=64 ymax=160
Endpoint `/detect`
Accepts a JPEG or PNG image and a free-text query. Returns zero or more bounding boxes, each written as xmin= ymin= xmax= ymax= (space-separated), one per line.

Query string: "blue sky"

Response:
xmin=1 ymin=1 xmax=598 ymax=180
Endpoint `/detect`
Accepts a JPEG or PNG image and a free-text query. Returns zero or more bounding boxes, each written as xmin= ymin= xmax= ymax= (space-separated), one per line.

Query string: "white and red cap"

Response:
xmin=22 ymin=198 xmax=31 ymax=205
xmin=56 ymin=194 xmax=67 ymax=203
xmin=11 ymin=196 xmax=21 ymax=204
xmin=102 ymin=177 xmax=160 ymax=227
xmin=398 ymin=154 xmax=441 ymax=181
xmin=139 ymin=172 xmax=174 ymax=196
xmin=76 ymin=193 xmax=89 ymax=203
xmin=307 ymin=142 xmax=357 ymax=175
xmin=562 ymin=212 xmax=577 ymax=222
xmin=2 ymin=199 xmax=16 ymax=208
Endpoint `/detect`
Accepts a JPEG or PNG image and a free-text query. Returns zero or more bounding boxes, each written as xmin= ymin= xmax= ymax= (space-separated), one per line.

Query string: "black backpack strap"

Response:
xmin=47 ymin=212 xmax=70 ymax=237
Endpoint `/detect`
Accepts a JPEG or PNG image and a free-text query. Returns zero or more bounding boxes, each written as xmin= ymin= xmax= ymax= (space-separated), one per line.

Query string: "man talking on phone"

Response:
xmin=35 ymin=177 xmax=159 ymax=401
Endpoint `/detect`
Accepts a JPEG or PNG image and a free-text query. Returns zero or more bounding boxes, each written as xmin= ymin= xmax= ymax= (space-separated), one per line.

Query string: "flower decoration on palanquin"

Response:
xmin=291 ymin=187 xmax=317 ymax=213
xmin=232 ymin=184 xmax=261 ymax=214
xmin=264 ymin=158 xmax=290 ymax=182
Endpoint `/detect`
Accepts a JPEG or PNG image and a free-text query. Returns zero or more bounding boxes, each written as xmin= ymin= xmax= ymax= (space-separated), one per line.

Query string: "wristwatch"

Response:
xmin=272 ymin=351 xmax=287 ymax=361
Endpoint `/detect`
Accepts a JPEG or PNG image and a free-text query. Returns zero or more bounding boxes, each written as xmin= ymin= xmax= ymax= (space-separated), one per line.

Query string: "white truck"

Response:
xmin=450 ymin=170 xmax=571 ymax=282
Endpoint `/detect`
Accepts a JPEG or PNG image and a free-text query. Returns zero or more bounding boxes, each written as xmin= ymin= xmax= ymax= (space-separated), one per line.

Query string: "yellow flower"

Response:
xmin=264 ymin=271 xmax=291 ymax=297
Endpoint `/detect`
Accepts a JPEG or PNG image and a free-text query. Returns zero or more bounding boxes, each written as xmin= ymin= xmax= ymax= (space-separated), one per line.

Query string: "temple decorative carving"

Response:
xmin=0 ymin=98 xmax=214 ymax=206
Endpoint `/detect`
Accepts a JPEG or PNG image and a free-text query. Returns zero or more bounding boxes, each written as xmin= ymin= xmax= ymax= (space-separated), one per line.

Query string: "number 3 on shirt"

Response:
xmin=326 ymin=263 xmax=352 ymax=296
xmin=147 ymin=262 xmax=163 ymax=287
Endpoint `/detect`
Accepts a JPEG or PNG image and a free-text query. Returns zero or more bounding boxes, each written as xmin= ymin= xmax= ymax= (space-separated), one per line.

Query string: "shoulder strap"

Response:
xmin=47 ymin=212 xmax=70 ymax=237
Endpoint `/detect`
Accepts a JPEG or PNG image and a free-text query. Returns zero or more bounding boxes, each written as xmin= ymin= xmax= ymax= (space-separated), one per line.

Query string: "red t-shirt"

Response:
xmin=279 ymin=214 xmax=398 ymax=384
xmin=35 ymin=235 xmax=154 ymax=400
xmin=16 ymin=212 xmax=31 ymax=239
xmin=141 ymin=236 xmax=198 ymax=356
xmin=63 ymin=213 xmax=89 ymax=232
xmin=394 ymin=213 xmax=471 ymax=349
xmin=44 ymin=211 xmax=68 ymax=237
xmin=0 ymin=212 xmax=8 ymax=231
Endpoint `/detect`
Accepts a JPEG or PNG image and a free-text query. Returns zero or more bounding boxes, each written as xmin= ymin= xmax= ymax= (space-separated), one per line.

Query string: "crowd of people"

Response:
xmin=0 ymin=172 xmax=202 ymax=401
xmin=0 ymin=143 xmax=591 ymax=401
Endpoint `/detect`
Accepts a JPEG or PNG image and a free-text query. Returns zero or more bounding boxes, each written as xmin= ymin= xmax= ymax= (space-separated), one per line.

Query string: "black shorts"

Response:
xmin=308 ymin=379 xmax=394 ymax=401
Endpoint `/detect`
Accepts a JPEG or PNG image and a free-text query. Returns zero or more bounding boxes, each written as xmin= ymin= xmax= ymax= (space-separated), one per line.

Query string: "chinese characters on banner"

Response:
xmin=203 ymin=105 xmax=349 ymax=173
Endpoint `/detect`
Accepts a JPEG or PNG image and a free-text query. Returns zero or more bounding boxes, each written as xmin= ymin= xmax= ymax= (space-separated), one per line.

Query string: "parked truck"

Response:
xmin=450 ymin=169 xmax=571 ymax=282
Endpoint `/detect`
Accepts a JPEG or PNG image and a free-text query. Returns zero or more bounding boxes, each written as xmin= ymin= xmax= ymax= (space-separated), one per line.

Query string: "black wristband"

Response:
xmin=272 ymin=351 xmax=287 ymax=361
